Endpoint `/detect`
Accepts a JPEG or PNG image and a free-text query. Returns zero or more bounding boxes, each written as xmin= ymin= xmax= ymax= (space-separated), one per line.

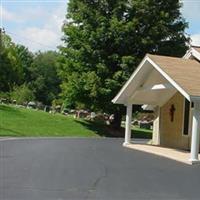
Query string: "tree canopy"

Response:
xmin=29 ymin=51 xmax=61 ymax=105
xmin=0 ymin=34 xmax=25 ymax=91
xmin=0 ymin=31 xmax=60 ymax=106
xmin=59 ymin=0 xmax=188 ymax=127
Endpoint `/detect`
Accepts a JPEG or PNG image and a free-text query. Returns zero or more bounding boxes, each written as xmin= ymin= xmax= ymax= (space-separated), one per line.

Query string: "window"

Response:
xmin=183 ymin=98 xmax=190 ymax=136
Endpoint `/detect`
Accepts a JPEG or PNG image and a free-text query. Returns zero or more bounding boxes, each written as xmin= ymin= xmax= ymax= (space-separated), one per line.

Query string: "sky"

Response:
xmin=0 ymin=0 xmax=200 ymax=52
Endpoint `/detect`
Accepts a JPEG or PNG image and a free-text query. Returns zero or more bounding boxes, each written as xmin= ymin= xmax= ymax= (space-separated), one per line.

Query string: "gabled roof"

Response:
xmin=112 ymin=54 xmax=200 ymax=104
xmin=148 ymin=54 xmax=200 ymax=97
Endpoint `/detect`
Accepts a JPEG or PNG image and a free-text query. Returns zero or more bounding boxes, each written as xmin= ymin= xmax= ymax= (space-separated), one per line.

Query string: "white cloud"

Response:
xmin=16 ymin=5 xmax=66 ymax=52
xmin=22 ymin=7 xmax=50 ymax=21
xmin=1 ymin=6 xmax=23 ymax=22
xmin=17 ymin=27 xmax=59 ymax=52
xmin=3 ymin=4 xmax=66 ymax=52
xmin=191 ymin=34 xmax=200 ymax=46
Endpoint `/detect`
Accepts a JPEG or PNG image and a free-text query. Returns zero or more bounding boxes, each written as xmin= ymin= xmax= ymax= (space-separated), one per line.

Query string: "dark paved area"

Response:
xmin=0 ymin=138 xmax=200 ymax=200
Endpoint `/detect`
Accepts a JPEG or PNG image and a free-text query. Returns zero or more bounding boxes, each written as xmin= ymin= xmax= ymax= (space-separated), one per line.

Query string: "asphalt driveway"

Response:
xmin=0 ymin=138 xmax=200 ymax=200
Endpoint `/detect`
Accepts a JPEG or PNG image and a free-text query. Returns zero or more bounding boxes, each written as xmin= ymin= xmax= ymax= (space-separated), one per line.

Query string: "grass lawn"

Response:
xmin=0 ymin=104 xmax=152 ymax=138
xmin=0 ymin=105 xmax=100 ymax=137
xmin=132 ymin=126 xmax=152 ymax=139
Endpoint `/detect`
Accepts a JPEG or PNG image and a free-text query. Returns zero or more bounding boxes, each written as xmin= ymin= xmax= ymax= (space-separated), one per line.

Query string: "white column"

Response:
xmin=189 ymin=101 xmax=200 ymax=163
xmin=123 ymin=104 xmax=132 ymax=146
xmin=152 ymin=106 xmax=160 ymax=145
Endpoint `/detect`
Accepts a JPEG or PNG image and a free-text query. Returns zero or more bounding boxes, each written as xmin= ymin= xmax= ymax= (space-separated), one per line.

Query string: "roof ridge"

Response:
xmin=147 ymin=53 xmax=184 ymax=60
xmin=192 ymin=45 xmax=200 ymax=48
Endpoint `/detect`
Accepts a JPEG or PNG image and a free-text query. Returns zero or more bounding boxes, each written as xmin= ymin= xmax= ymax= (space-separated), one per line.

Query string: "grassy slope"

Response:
xmin=0 ymin=105 xmax=99 ymax=137
xmin=0 ymin=105 xmax=152 ymax=138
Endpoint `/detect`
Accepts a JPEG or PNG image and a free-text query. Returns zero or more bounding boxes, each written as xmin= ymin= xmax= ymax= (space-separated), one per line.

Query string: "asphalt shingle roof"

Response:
xmin=194 ymin=47 xmax=200 ymax=54
xmin=147 ymin=54 xmax=200 ymax=97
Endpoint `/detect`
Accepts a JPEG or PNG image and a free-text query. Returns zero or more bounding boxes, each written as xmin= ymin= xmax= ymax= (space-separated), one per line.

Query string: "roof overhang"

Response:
xmin=112 ymin=55 xmax=191 ymax=105
xmin=184 ymin=47 xmax=200 ymax=61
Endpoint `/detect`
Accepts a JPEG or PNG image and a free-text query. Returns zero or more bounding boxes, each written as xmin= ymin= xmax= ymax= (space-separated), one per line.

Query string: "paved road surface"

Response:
xmin=0 ymin=138 xmax=200 ymax=200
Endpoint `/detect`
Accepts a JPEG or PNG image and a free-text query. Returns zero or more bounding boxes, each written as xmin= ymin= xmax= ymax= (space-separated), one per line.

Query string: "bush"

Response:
xmin=0 ymin=92 xmax=10 ymax=102
xmin=11 ymin=84 xmax=35 ymax=105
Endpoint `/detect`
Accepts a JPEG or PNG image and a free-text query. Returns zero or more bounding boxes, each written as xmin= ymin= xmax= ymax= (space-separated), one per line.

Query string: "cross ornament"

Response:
xmin=169 ymin=104 xmax=176 ymax=122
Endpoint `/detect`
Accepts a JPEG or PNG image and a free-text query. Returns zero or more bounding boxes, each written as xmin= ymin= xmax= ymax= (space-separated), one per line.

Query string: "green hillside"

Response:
xmin=0 ymin=105 xmax=99 ymax=137
xmin=0 ymin=105 xmax=152 ymax=138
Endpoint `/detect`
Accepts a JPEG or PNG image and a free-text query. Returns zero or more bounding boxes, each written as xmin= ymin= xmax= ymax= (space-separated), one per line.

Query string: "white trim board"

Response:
xmin=184 ymin=47 xmax=200 ymax=61
xmin=112 ymin=55 xmax=148 ymax=103
xmin=112 ymin=55 xmax=192 ymax=104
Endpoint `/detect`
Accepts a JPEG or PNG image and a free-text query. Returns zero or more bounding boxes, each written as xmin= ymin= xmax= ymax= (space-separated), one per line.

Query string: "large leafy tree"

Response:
xmin=59 ymin=0 xmax=188 ymax=128
xmin=0 ymin=50 xmax=14 ymax=92
xmin=15 ymin=44 xmax=34 ymax=83
xmin=0 ymin=33 xmax=24 ymax=92
xmin=29 ymin=51 xmax=61 ymax=105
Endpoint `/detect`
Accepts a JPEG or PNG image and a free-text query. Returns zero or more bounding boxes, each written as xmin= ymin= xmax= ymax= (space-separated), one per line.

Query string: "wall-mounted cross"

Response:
xmin=169 ymin=104 xmax=176 ymax=122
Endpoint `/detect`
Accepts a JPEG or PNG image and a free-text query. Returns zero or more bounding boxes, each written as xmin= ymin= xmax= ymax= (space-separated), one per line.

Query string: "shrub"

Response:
xmin=11 ymin=84 xmax=35 ymax=105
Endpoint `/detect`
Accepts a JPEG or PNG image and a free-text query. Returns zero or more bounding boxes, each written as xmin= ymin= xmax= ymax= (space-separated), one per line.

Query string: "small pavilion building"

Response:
xmin=112 ymin=47 xmax=200 ymax=164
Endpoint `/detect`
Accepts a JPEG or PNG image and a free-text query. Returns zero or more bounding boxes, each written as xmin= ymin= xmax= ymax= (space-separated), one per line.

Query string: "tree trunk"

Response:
xmin=112 ymin=111 xmax=123 ymax=129
xmin=110 ymin=106 xmax=125 ymax=130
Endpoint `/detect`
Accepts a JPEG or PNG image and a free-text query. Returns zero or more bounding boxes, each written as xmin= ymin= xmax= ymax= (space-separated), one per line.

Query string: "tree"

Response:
xmin=15 ymin=44 xmax=34 ymax=83
xmin=0 ymin=32 xmax=61 ymax=106
xmin=0 ymin=33 xmax=26 ymax=92
xmin=29 ymin=51 xmax=61 ymax=105
xmin=0 ymin=50 xmax=15 ymax=92
xmin=59 ymin=0 xmax=188 ymax=128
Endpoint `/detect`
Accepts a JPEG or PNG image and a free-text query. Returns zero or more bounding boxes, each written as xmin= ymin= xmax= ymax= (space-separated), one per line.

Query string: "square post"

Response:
xmin=189 ymin=101 xmax=200 ymax=164
xmin=123 ymin=103 xmax=132 ymax=146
